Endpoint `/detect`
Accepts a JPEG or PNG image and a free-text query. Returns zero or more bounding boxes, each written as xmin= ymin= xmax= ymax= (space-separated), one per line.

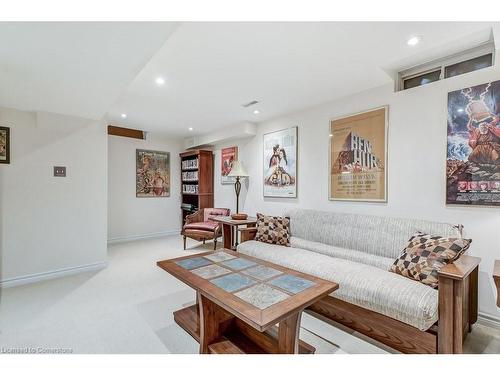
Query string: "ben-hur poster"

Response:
xmin=447 ymin=80 xmax=500 ymax=206
xmin=136 ymin=149 xmax=170 ymax=197
xmin=330 ymin=107 xmax=387 ymax=202
xmin=263 ymin=127 xmax=297 ymax=198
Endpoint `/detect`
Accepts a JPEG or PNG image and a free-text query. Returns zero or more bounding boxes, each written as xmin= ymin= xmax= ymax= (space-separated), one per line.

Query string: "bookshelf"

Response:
xmin=179 ymin=149 xmax=214 ymax=223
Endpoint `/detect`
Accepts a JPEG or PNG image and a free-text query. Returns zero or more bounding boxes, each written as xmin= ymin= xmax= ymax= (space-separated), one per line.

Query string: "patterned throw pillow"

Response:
xmin=254 ymin=213 xmax=291 ymax=247
xmin=390 ymin=232 xmax=471 ymax=288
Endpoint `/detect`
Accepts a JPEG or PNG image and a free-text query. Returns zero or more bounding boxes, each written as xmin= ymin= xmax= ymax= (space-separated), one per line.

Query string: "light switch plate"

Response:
xmin=54 ymin=166 xmax=66 ymax=177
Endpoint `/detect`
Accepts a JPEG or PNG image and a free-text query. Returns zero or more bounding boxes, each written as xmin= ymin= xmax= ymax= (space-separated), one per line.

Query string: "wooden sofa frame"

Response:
xmin=238 ymin=227 xmax=480 ymax=354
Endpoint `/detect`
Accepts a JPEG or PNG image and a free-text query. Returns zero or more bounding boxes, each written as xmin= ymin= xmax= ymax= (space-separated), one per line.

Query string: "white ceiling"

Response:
xmin=0 ymin=22 xmax=178 ymax=120
xmin=1 ymin=22 xmax=498 ymax=134
xmin=107 ymin=22 xmax=496 ymax=136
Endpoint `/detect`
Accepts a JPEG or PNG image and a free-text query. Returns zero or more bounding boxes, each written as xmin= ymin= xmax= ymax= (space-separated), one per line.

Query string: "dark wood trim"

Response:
xmin=307 ymin=295 xmax=437 ymax=354
xmin=107 ymin=125 xmax=145 ymax=140
xmin=0 ymin=126 xmax=10 ymax=164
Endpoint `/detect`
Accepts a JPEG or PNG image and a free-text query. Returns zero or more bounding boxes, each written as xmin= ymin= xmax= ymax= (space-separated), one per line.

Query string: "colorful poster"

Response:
xmin=446 ymin=80 xmax=500 ymax=206
xmin=329 ymin=107 xmax=387 ymax=201
xmin=136 ymin=149 xmax=170 ymax=197
xmin=0 ymin=126 xmax=9 ymax=164
xmin=263 ymin=127 xmax=297 ymax=198
xmin=221 ymin=146 xmax=238 ymax=184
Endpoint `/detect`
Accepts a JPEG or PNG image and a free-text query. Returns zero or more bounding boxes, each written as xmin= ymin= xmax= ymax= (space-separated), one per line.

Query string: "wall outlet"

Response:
xmin=53 ymin=166 xmax=66 ymax=177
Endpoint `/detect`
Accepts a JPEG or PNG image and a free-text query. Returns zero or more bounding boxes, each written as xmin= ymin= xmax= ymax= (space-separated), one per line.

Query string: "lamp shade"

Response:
xmin=227 ymin=160 xmax=249 ymax=177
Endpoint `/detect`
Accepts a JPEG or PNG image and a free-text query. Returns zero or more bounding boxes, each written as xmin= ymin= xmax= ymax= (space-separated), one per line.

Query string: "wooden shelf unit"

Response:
xmin=180 ymin=149 xmax=214 ymax=223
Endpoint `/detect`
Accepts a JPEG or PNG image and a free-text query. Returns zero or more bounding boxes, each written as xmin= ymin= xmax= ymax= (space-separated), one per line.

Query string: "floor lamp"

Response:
xmin=227 ymin=160 xmax=249 ymax=220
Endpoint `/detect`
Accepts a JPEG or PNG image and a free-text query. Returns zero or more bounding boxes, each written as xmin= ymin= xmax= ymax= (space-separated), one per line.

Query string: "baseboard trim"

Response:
xmin=477 ymin=311 xmax=500 ymax=330
xmin=107 ymin=229 xmax=181 ymax=244
xmin=0 ymin=261 xmax=108 ymax=288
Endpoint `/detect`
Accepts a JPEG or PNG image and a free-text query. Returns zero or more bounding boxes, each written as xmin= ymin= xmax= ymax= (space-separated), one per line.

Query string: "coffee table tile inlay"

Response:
xmin=235 ymin=283 xmax=290 ymax=309
xmin=241 ymin=264 xmax=283 ymax=281
xmin=221 ymin=258 xmax=258 ymax=271
xmin=191 ymin=264 xmax=232 ymax=279
xmin=157 ymin=250 xmax=339 ymax=354
xmin=175 ymin=257 xmax=212 ymax=270
xmin=203 ymin=252 xmax=237 ymax=262
xmin=210 ymin=273 xmax=257 ymax=292
xmin=269 ymin=274 xmax=315 ymax=294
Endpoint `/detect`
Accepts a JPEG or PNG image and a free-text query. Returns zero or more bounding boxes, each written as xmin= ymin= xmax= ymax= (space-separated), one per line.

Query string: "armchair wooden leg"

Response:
xmin=183 ymin=235 xmax=186 ymax=250
xmin=213 ymin=238 xmax=217 ymax=250
xmin=203 ymin=239 xmax=206 ymax=244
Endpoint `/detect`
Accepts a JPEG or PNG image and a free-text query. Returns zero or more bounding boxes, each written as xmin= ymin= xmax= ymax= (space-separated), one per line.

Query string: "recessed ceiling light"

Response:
xmin=253 ymin=110 xmax=260 ymax=115
xmin=188 ymin=127 xmax=193 ymax=131
xmin=121 ymin=113 xmax=127 ymax=119
xmin=155 ymin=77 xmax=165 ymax=86
xmin=406 ymin=36 xmax=421 ymax=46
xmin=457 ymin=108 xmax=464 ymax=113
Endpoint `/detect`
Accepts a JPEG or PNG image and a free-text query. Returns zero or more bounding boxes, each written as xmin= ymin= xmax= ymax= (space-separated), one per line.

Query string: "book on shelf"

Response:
xmin=181 ymin=203 xmax=197 ymax=212
xmin=182 ymin=184 xmax=199 ymax=194
xmin=182 ymin=158 xmax=198 ymax=170
xmin=181 ymin=170 xmax=198 ymax=181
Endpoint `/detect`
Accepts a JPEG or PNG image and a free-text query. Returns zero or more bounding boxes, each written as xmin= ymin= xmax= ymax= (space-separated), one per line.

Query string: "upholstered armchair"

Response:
xmin=182 ymin=208 xmax=230 ymax=250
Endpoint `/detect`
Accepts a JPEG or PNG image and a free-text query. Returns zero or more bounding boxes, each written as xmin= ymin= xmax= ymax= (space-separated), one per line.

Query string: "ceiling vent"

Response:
xmin=241 ymin=100 xmax=259 ymax=108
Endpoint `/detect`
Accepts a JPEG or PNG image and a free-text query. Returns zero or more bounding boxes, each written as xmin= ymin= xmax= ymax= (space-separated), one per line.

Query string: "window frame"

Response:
xmin=398 ymin=42 xmax=495 ymax=91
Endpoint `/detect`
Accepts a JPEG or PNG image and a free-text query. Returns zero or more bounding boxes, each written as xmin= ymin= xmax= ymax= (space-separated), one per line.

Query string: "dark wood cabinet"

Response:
xmin=180 ymin=149 xmax=214 ymax=223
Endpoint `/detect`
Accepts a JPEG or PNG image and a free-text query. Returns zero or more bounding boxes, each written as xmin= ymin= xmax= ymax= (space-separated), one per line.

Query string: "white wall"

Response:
xmin=214 ymin=65 xmax=500 ymax=320
xmin=0 ymin=107 xmax=108 ymax=285
xmin=107 ymin=133 xmax=182 ymax=241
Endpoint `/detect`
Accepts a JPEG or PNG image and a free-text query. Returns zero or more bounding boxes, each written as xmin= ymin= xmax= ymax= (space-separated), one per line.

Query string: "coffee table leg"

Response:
xmin=278 ymin=312 xmax=302 ymax=354
xmin=198 ymin=293 xmax=229 ymax=354
xmin=222 ymin=223 xmax=232 ymax=250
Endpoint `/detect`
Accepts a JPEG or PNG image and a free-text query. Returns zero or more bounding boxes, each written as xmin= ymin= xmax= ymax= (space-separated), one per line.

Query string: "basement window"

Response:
xmin=398 ymin=42 xmax=495 ymax=91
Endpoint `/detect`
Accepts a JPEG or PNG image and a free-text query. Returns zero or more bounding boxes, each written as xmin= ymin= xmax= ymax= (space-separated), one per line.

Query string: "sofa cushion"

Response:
xmin=290 ymin=237 xmax=394 ymax=271
xmin=390 ymin=232 xmax=472 ymax=288
xmin=237 ymin=240 xmax=438 ymax=331
xmin=284 ymin=208 xmax=461 ymax=260
xmin=255 ymin=213 xmax=290 ymax=247
xmin=184 ymin=221 xmax=219 ymax=231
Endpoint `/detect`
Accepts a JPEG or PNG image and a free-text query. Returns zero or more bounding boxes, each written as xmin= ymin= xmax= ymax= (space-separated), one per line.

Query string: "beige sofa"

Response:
xmin=237 ymin=208 xmax=480 ymax=354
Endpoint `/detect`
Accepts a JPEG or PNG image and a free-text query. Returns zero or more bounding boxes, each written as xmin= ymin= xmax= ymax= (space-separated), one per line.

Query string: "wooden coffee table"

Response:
xmin=157 ymin=250 xmax=338 ymax=354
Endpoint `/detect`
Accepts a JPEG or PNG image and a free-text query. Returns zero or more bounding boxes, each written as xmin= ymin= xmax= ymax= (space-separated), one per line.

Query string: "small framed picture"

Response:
xmin=0 ymin=126 xmax=10 ymax=164
xmin=221 ymin=146 xmax=238 ymax=184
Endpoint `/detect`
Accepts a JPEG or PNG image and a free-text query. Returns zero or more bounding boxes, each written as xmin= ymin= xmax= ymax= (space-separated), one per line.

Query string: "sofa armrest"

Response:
xmin=238 ymin=227 xmax=257 ymax=243
xmin=438 ymin=255 xmax=481 ymax=280
xmin=437 ymin=255 xmax=480 ymax=353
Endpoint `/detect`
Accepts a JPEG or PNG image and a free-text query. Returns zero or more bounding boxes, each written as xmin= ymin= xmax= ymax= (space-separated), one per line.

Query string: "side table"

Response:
xmin=211 ymin=216 xmax=257 ymax=250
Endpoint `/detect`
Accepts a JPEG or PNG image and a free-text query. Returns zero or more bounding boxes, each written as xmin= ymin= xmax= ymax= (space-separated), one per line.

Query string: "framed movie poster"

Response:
xmin=0 ymin=126 xmax=10 ymax=164
xmin=446 ymin=80 xmax=500 ymax=206
xmin=136 ymin=149 xmax=170 ymax=197
xmin=329 ymin=107 xmax=388 ymax=202
xmin=263 ymin=127 xmax=297 ymax=198
xmin=221 ymin=146 xmax=238 ymax=184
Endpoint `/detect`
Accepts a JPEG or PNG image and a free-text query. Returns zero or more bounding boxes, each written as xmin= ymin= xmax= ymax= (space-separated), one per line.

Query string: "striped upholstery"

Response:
xmin=236 ymin=209 xmax=464 ymax=331
xmin=285 ymin=209 xmax=460 ymax=259
xmin=290 ymin=237 xmax=394 ymax=270
xmin=238 ymin=240 xmax=438 ymax=331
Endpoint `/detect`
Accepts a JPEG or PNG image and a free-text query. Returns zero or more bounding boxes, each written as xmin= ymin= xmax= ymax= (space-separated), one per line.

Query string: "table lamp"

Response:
xmin=227 ymin=160 xmax=249 ymax=220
